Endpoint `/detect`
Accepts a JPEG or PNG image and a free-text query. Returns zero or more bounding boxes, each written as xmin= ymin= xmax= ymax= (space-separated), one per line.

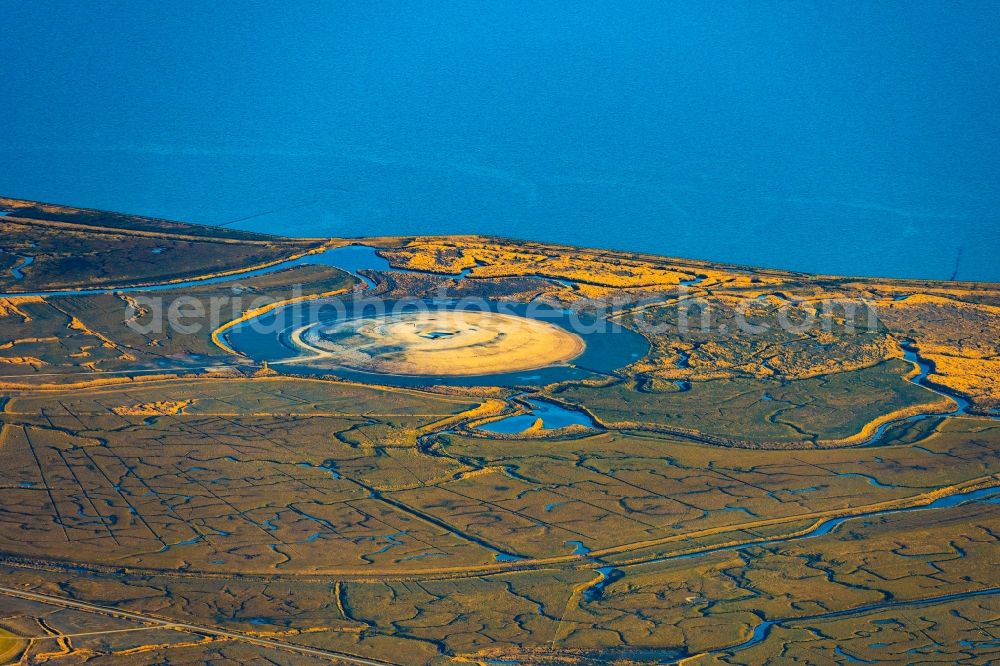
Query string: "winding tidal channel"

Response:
xmin=2 ymin=243 xmax=998 ymax=663
xmin=0 ymin=244 xmax=565 ymax=298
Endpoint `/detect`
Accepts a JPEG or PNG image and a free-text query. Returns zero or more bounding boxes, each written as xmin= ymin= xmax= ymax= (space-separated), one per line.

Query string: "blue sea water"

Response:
xmin=1 ymin=1 xmax=998 ymax=281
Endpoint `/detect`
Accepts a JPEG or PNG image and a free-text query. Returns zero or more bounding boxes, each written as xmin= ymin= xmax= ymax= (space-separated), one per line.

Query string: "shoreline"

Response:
xmin=3 ymin=196 xmax=1000 ymax=290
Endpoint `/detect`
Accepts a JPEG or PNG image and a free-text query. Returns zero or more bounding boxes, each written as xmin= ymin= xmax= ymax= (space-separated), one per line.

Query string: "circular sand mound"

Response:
xmin=289 ymin=309 xmax=585 ymax=376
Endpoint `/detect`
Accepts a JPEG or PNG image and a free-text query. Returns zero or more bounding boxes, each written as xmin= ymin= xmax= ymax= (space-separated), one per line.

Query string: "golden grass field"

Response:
xmin=0 ymin=198 xmax=997 ymax=665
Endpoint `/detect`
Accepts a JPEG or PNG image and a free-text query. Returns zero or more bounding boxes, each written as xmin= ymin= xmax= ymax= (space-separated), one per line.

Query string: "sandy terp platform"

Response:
xmin=289 ymin=309 xmax=585 ymax=376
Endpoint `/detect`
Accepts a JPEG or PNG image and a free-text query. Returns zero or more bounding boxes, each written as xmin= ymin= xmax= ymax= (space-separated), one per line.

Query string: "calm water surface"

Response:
xmin=2 ymin=3 xmax=998 ymax=281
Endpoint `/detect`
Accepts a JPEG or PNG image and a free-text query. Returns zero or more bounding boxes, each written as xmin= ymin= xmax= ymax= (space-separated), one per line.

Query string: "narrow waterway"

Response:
xmin=9 ymin=255 xmax=34 ymax=280
xmin=858 ymin=338 xmax=989 ymax=448
xmin=536 ymin=485 xmax=1000 ymax=665
xmin=0 ymin=245 xmax=382 ymax=298
xmin=640 ymin=484 xmax=1000 ymax=569
xmin=684 ymin=586 xmax=1000 ymax=663
xmin=475 ymin=395 xmax=597 ymax=434
xmin=898 ymin=338 xmax=970 ymax=413
xmin=0 ymin=243 xmax=580 ymax=298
